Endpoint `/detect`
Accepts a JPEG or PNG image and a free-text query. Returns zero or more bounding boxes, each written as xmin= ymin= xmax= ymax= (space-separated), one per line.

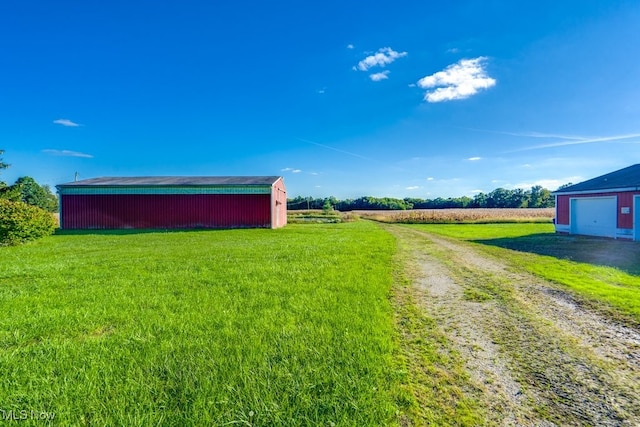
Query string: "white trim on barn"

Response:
xmin=569 ymin=196 xmax=617 ymax=238
xmin=555 ymin=186 xmax=640 ymax=196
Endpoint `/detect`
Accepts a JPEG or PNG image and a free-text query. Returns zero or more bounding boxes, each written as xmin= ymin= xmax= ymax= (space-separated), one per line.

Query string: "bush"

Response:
xmin=0 ymin=199 xmax=56 ymax=246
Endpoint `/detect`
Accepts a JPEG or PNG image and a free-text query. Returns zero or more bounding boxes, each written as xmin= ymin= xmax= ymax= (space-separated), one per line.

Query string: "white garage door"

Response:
xmin=571 ymin=197 xmax=617 ymax=238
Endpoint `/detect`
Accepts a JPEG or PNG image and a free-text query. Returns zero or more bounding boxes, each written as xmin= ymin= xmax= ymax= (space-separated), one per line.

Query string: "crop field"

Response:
xmin=0 ymin=222 xmax=404 ymax=425
xmin=357 ymin=208 xmax=555 ymax=224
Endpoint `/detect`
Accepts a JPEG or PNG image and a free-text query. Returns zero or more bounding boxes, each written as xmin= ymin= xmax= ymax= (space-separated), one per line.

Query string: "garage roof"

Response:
xmin=58 ymin=176 xmax=281 ymax=187
xmin=554 ymin=164 xmax=640 ymax=194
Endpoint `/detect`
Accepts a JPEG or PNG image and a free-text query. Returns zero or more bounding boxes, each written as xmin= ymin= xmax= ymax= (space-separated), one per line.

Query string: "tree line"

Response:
xmin=288 ymin=185 xmax=554 ymax=211
xmin=0 ymin=175 xmax=58 ymax=212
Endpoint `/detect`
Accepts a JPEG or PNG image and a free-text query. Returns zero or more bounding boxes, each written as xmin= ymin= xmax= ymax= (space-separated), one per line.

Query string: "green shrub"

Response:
xmin=0 ymin=199 xmax=56 ymax=245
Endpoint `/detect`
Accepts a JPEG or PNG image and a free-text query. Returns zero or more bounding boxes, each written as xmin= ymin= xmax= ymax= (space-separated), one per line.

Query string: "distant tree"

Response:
xmin=12 ymin=176 xmax=58 ymax=212
xmin=556 ymin=182 xmax=574 ymax=191
xmin=322 ymin=199 xmax=333 ymax=213
xmin=529 ymin=185 xmax=553 ymax=208
xmin=41 ymin=185 xmax=59 ymax=212
xmin=470 ymin=192 xmax=487 ymax=208
xmin=288 ymin=185 xmax=556 ymax=211
xmin=0 ymin=150 xmax=8 ymax=172
xmin=510 ymin=188 xmax=529 ymax=208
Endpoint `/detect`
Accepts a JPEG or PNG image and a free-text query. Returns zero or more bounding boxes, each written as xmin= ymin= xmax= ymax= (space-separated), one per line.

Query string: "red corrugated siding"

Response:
xmin=617 ymin=192 xmax=639 ymax=229
xmin=556 ymin=191 xmax=640 ymax=229
xmin=556 ymin=195 xmax=570 ymax=225
xmin=61 ymin=194 xmax=271 ymax=229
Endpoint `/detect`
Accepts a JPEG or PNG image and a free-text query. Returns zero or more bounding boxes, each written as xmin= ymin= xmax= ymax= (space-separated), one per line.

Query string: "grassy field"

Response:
xmin=409 ymin=223 xmax=640 ymax=325
xmin=0 ymin=222 xmax=403 ymax=425
xmin=2 ymin=219 xmax=637 ymax=425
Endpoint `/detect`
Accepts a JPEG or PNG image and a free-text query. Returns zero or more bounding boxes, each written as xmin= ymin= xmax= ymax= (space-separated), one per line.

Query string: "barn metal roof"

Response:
xmin=554 ymin=164 xmax=640 ymax=194
xmin=57 ymin=176 xmax=282 ymax=187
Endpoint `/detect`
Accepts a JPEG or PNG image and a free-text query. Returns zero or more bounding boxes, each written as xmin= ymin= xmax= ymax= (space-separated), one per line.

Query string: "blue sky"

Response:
xmin=2 ymin=0 xmax=640 ymax=198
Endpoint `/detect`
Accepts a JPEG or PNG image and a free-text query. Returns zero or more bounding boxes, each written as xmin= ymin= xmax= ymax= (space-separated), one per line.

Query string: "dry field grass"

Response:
xmin=356 ymin=208 xmax=555 ymax=224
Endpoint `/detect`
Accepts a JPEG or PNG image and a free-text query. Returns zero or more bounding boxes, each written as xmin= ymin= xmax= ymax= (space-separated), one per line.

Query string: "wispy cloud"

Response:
xmin=42 ymin=149 xmax=93 ymax=158
xmin=356 ymin=47 xmax=407 ymax=71
xmin=510 ymin=133 xmax=640 ymax=151
xmin=492 ymin=130 xmax=585 ymax=140
xmin=369 ymin=71 xmax=390 ymax=81
xmin=298 ymin=138 xmax=374 ymax=162
xmin=281 ymin=167 xmax=302 ymax=173
xmin=467 ymin=156 xmax=482 ymax=161
xmin=406 ymin=186 xmax=420 ymax=190
xmin=426 ymin=177 xmax=434 ymax=181
xmin=417 ymin=57 xmax=495 ymax=102
xmin=346 ymin=44 xmax=354 ymax=49
xmin=53 ymin=119 xmax=81 ymax=127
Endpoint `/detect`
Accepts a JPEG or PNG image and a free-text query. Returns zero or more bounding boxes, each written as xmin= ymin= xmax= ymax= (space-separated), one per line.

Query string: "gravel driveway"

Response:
xmin=387 ymin=224 xmax=640 ymax=426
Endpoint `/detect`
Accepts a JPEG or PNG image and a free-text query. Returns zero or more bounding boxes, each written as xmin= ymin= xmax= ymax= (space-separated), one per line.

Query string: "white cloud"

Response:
xmin=511 ymin=132 xmax=640 ymax=151
xmin=369 ymin=71 xmax=390 ymax=81
xmin=53 ymin=119 xmax=81 ymax=127
xmin=292 ymin=169 xmax=302 ymax=173
xmin=417 ymin=57 xmax=496 ymax=102
xmin=347 ymin=44 xmax=354 ymax=49
xmin=510 ymin=177 xmax=583 ymax=191
xmin=467 ymin=156 xmax=482 ymax=161
xmin=357 ymin=47 xmax=407 ymax=71
xmin=406 ymin=186 xmax=420 ymax=190
xmin=42 ymin=149 xmax=93 ymax=158
xmin=426 ymin=177 xmax=434 ymax=181
xmin=317 ymin=88 xmax=326 ymax=94
xmin=447 ymin=47 xmax=460 ymax=54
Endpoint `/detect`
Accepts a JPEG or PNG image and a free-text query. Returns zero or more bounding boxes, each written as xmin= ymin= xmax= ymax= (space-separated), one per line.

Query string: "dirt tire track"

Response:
xmin=387 ymin=224 xmax=640 ymax=426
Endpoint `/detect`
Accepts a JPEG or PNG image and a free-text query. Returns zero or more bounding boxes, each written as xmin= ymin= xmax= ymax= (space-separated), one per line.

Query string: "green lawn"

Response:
xmin=0 ymin=222 xmax=402 ymax=425
xmin=408 ymin=223 xmax=640 ymax=325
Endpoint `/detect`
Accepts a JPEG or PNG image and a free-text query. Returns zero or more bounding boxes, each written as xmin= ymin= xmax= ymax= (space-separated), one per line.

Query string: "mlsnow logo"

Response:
xmin=0 ymin=409 xmax=56 ymax=421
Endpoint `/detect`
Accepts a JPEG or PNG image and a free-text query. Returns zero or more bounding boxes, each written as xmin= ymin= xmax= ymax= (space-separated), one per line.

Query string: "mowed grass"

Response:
xmin=0 ymin=222 xmax=401 ymax=425
xmin=408 ymin=223 xmax=640 ymax=325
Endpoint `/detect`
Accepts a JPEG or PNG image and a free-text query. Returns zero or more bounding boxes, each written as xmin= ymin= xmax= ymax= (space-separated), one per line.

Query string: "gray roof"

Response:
xmin=554 ymin=164 xmax=640 ymax=193
xmin=57 ymin=176 xmax=282 ymax=187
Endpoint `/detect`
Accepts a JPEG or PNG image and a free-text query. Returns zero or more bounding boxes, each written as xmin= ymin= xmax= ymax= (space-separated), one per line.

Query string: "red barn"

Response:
xmin=553 ymin=164 xmax=640 ymax=240
xmin=57 ymin=176 xmax=287 ymax=230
